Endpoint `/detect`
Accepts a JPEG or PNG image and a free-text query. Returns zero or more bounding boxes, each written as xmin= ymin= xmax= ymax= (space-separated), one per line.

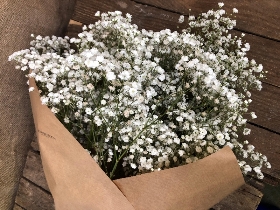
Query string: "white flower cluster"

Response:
xmin=9 ymin=4 xmax=270 ymax=179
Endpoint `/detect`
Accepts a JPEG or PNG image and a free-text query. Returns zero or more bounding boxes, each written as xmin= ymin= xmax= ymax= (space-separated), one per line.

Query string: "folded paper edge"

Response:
xmin=113 ymin=146 xmax=245 ymax=210
xmin=29 ymin=78 xmax=244 ymax=210
xmin=29 ymin=78 xmax=134 ymax=210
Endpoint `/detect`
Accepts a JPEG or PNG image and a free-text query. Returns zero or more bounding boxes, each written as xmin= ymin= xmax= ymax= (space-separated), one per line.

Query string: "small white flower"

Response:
xmin=178 ymin=150 xmax=185 ymax=156
xmin=41 ymin=97 xmax=48 ymax=105
xmin=216 ymin=133 xmax=224 ymax=141
xmin=151 ymin=104 xmax=156 ymax=110
xmin=218 ymin=2 xmax=224 ymax=7
xmin=36 ymin=35 xmax=42 ymax=40
xmin=233 ymin=8 xmax=238 ymax=13
xmin=94 ymin=116 xmax=102 ymax=126
xmin=207 ymin=146 xmax=214 ymax=154
xmin=130 ymin=163 xmax=137 ymax=169
xmin=118 ymin=70 xmax=131 ymax=80
xmin=85 ymin=60 xmax=99 ymax=68
xmin=64 ymin=117 xmax=70 ymax=124
xmin=243 ymin=165 xmax=252 ymax=173
xmin=101 ymin=100 xmax=106 ymax=105
xmin=195 ymin=146 xmax=202 ymax=153
xmin=254 ymin=64 xmax=263 ymax=73
xmin=85 ymin=149 xmax=91 ymax=154
xmin=265 ymin=162 xmax=271 ymax=168
xmin=226 ymin=142 xmax=234 ymax=149
xmin=122 ymin=136 xmax=129 ymax=142
xmin=51 ymin=107 xmax=59 ymax=114
xmin=251 ymin=154 xmax=259 ymax=161
xmin=219 ymin=138 xmax=225 ymax=145
xmin=247 ymin=144 xmax=255 ymax=152
xmin=174 ymin=138 xmax=180 ymax=144
xmin=251 ymin=112 xmax=257 ymax=119
xmin=186 ymin=158 xmax=192 ymax=164
xmin=158 ymin=74 xmax=165 ymax=81
xmin=253 ymin=166 xmax=261 ymax=173
xmin=176 ymin=116 xmax=183 ymax=122
xmin=124 ymin=109 xmax=130 ymax=118
xmin=106 ymin=71 xmax=116 ymax=81
xmin=96 ymin=55 xmax=104 ymax=62
xmin=178 ymin=15 xmax=184 ymax=23
xmin=243 ymin=128 xmax=251 ymax=135
xmin=93 ymin=155 xmax=98 ymax=163
xmin=21 ymin=59 xmax=28 ymax=65
xmin=85 ymin=108 xmax=93 ymax=115
xmin=46 ymin=83 xmax=54 ymax=91
xmin=129 ymin=87 xmax=137 ymax=97
xmin=165 ymin=160 xmax=170 ymax=167
xmin=257 ymin=172 xmax=264 ymax=179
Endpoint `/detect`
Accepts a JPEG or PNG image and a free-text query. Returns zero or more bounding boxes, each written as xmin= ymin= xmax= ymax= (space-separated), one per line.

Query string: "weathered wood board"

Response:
xmin=72 ymin=0 xmax=280 ymax=88
xmin=133 ymin=0 xmax=280 ymax=41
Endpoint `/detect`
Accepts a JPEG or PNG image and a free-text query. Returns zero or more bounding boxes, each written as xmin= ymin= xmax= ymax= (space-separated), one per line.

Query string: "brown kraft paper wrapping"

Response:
xmin=29 ymin=78 xmax=245 ymax=210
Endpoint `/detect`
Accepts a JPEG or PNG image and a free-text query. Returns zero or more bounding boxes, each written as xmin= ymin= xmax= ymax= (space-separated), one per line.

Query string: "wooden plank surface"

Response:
xmin=72 ymin=0 xmax=183 ymax=31
xmin=23 ymin=150 xmax=50 ymax=192
xmin=242 ymin=33 xmax=280 ymax=87
xmin=249 ymin=84 xmax=280 ymax=134
xmin=15 ymin=178 xmax=54 ymax=210
xmin=13 ymin=204 xmax=25 ymax=210
xmin=246 ymin=124 xmax=280 ymax=184
xmin=133 ymin=0 xmax=280 ymax=41
xmin=211 ymin=184 xmax=263 ymax=210
xmin=72 ymin=0 xmax=280 ymax=88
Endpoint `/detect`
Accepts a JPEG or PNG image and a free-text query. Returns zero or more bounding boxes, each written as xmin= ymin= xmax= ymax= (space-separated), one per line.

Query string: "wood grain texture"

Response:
xmin=15 ymin=178 xmax=54 ymax=210
xmin=249 ymin=83 xmax=280 ymax=134
xmin=30 ymin=134 xmax=39 ymax=152
xmin=71 ymin=0 xmax=280 ymax=88
xmin=23 ymin=150 xmax=50 ymax=192
xmin=66 ymin=23 xmax=83 ymax=38
xmin=245 ymin=124 xmax=280 ymax=183
xmin=241 ymin=33 xmax=280 ymax=87
xmin=13 ymin=204 xmax=25 ymax=210
xmin=211 ymin=184 xmax=262 ymax=210
xmin=245 ymin=177 xmax=265 ymax=192
xmin=134 ymin=0 xmax=280 ymax=40
xmin=72 ymin=0 xmax=181 ymax=31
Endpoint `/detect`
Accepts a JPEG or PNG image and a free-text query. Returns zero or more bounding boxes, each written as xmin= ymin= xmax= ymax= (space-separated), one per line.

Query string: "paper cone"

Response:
xmin=29 ymin=78 xmax=244 ymax=210
xmin=29 ymin=79 xmax=134 ymax=210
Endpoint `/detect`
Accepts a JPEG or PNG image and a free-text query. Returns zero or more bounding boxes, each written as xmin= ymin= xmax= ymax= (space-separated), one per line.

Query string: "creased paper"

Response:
xmin=29 ymin=78 xmax=244 ymax=210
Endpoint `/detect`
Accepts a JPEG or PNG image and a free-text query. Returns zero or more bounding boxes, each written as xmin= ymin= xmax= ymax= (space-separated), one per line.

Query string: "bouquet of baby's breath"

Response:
xmin=10 ymin=3 xmax=270 ymax=180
